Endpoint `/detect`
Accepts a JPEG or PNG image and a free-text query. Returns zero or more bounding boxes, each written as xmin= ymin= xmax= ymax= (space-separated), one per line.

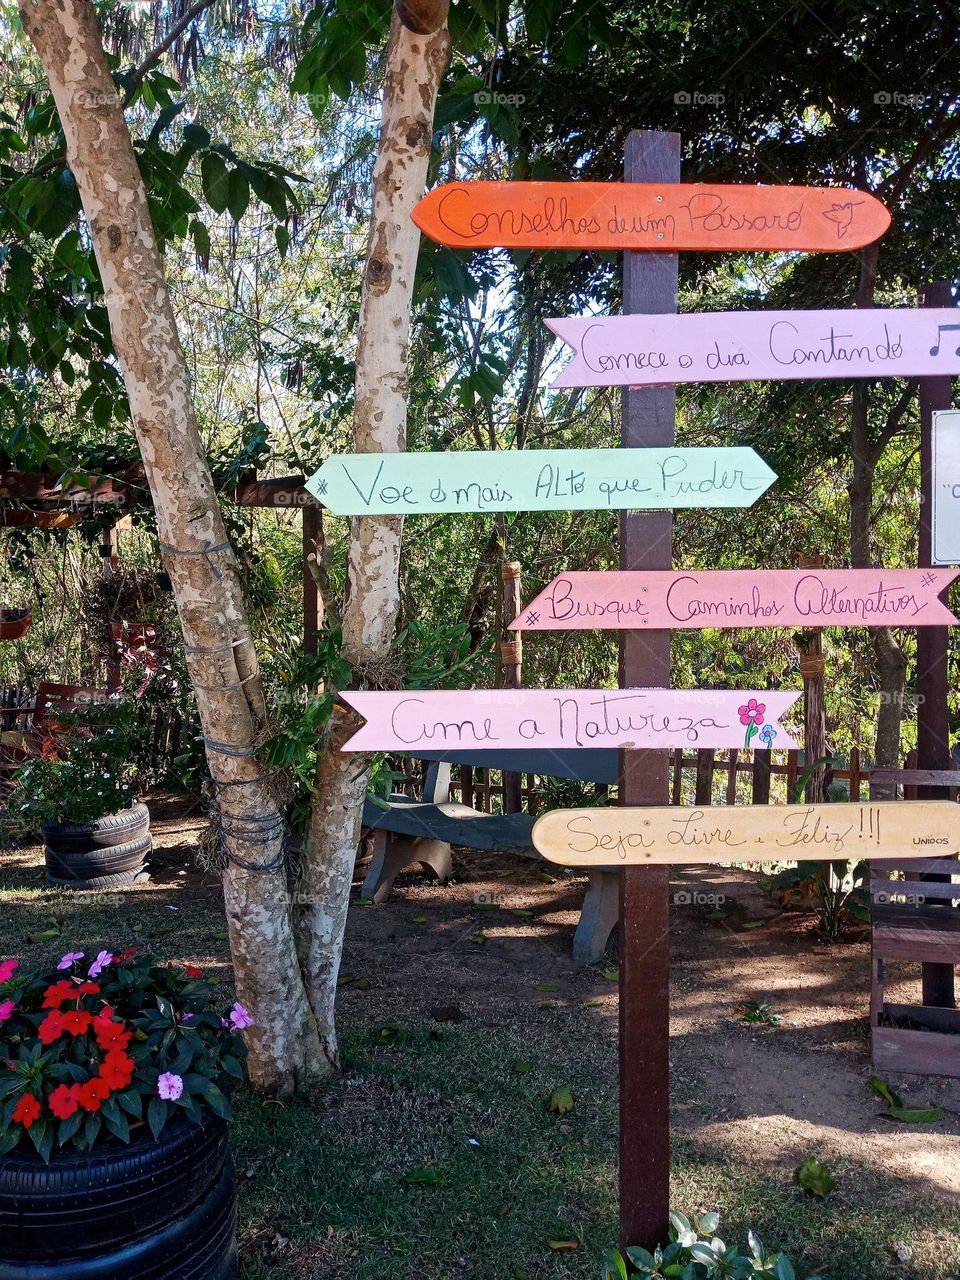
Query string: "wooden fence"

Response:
xmin=0 ymin=685 xmax=193 ymax=779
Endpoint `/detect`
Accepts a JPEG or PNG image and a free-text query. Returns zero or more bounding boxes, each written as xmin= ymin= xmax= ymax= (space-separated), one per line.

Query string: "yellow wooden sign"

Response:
xmin=532 ymin=802 xmax=960 ymax=866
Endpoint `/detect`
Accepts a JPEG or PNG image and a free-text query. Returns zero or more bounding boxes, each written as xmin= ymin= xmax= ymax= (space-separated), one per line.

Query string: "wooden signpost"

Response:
xmin=338 ymin=688 xmax=800 ymax=752
xmin=514 ymin=568 xmax=960 ymax=630
xmin=531 ymin=800 xmax=960 ymax=866
xmin=932 ymin=409 xmax=960 ymax=565
xmin=304 ymin=446 xmax=777 ymax=514
xmin=385 ymin=132 xmax=941 ymax=1254
xmin=412 ymin=180 xmax=891 ymax=252
xmin=546 ymin=307 xmax=960 ymax=388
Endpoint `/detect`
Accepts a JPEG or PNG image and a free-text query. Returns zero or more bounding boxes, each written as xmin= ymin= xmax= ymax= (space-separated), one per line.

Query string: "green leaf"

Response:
xmin=794 ymin=1157 xmax=836 ymax=1197
xmin=200 ymin=152 xmax=230 ymax=213
xmin=57 ymin=1109 xmax=84 ymax=1145
xmin=182 ymin=122 xmax=211 ymax=149
xmin=226 ymin=169 xmax=250 ymax=223
xmin=775 ymin=1255 xmax=796 ymax=1280
xmin=867 ymin=1075 xmax=903 ymax=1109
xmin=147 ymin=1095 xmax=169 ymax=1140
xmin=885 ymin=1106 xmax=944 ymax=1124
xmin=191 ymin=219 xmax=210 ymax=261
xmin=203 ymin=1083 xmax=232 ymax=1119
xmin=275 ymin=225 xmax=290 ymax=258
xmin=103 ymin=1107 xmax=130 ymax=1143
xmin=547 ymin=1085 xmax=574 ymax=1115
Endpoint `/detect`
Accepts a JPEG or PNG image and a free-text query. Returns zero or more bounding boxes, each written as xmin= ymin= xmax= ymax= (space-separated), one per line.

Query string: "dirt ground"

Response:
xmin=4 ymin=791 xmax=960 ymax=1274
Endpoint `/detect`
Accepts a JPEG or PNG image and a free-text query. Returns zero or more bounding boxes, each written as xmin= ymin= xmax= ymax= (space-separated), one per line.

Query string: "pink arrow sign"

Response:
xmin=340 ymin=688 xmax=800 ymax=753
xmin=513 ymin=569 xmax=960 ymax=631
xmin=546 ymin=308 xmax=960 ymax=388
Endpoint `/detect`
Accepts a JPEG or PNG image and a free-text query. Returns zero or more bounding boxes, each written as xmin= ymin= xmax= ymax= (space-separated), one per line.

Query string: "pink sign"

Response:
xmin=340 ymin=688 xmax=800 ymax=753
xmin=514 ymin=569 xmax=960 ymax=631
xmin=546 ymin=308 xmax=960 ymax=388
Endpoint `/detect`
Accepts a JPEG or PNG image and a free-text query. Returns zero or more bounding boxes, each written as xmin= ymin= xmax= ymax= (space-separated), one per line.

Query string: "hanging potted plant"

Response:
xmin=0 ymin=948 xmax=249 ymax=1278
xmin=9 ymin=684 xmax=154 ymax=888
xmin=0 ymin=607 xmax=31 ymax=641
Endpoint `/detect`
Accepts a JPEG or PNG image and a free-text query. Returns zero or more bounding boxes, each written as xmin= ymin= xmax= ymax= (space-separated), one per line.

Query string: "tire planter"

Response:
xmin=0 ymin=1110 xmax=237 ymax=1279
xmin=43 ymin=805 xmax=151 ymax=889
xmin=0 ymin=609 xmax=31 ymax=641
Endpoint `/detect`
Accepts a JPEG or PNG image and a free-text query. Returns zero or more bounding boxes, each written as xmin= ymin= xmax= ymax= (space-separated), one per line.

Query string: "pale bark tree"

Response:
xmin=21 ymin=0 xmax=325 ymax=1093
xmin=297 ymin=0 xmax=451 ymax=1071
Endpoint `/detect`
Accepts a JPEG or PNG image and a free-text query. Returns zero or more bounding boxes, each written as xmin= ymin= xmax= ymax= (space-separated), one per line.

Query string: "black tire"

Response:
xmin=0 ymin=1112 xmax=232 ymax=1269
xmin=42 ymin=804 xmax=150 ymax=854
xmin=45 ymin=867 xmax=150 ymax=892
xmin=45 ymin=833 xmax=151 ymax=882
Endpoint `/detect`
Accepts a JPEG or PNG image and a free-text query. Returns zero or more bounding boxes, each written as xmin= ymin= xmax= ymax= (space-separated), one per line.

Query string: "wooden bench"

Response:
xmin=360 ymin=749 xmax=619 ymax=965
xmin=870 ymin=768 xmax=960 ymax=1077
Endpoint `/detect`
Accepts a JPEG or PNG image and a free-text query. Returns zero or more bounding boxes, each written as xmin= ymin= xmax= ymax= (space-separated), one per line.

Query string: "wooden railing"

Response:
xmin=387 ymin=745 xmax=920 ymax=816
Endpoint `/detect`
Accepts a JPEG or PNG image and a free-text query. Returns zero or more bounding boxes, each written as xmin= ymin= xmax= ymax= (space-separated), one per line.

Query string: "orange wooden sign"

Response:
xmin=412 ymin=181 xmax=891 ymax=253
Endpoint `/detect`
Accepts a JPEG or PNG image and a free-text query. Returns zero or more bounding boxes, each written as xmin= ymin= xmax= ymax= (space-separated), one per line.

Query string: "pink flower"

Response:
xmin=57 ymin=951 xmax=84 ymax=971
xmin=88 ymin=950 xmax=113 ymax=980
xmin=0 ymin=959 xmax=18 ymax=985
xmin=738 ymin=698 xmax=766 ymax=727
xmin=228 ymin=1002 xmax=253 ymax=1031
xmin=157 ymin=1072 xmax=184 ymax=1101
xmin=0 ymin=1000 xmax=15 ymax=1023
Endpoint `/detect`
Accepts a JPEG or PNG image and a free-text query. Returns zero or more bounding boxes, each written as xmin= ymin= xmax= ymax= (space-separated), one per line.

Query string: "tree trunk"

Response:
xmin=21 ymin=0 xmax=324 ymax=1093
xmin=296 ymin=4 xmax=451 ymax=1069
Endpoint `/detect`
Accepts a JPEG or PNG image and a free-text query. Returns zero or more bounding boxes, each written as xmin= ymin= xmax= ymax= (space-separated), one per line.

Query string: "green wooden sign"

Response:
xmin=305 ymin=447 xmax=777 ymax=515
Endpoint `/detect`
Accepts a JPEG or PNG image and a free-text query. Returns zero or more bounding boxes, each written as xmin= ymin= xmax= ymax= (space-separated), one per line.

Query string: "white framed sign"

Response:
xmin=933 ymin=409 xmax=960 ymax=566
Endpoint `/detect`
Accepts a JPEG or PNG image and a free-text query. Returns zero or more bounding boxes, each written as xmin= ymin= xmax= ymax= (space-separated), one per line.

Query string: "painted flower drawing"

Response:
xmin=739 ymin=698 xmax=768 ymax=749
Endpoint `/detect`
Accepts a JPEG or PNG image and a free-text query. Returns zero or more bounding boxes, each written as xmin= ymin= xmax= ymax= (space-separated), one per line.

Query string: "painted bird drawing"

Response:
xmin=822 ymin=200 xmax=862 ymax=239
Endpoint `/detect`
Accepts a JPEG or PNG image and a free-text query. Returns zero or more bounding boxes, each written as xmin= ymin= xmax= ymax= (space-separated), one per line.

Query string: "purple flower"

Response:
xmin=88 ymin=950 xmax=113 ymax=980
xmin=157 ymin=1072 xmax=184 ymax=1101
xmin=228 ymin=1002 xmax=253 ymax=1031
xmin=57 ymin=951 xmax=84 ymax=971
xmin=0 ymin=1000 xmax=16 ymax=1023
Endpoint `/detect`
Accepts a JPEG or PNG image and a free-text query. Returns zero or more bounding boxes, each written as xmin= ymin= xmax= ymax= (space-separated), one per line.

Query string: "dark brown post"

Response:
xmin=618 ymin=128 xmax=678 ymax=1252
xmin=100 ymin=520 xmax=120 ymax=691
xmin=302 ymin=501 xmax=324 ymax=657
xmin=499 ymin=561 xmax=524 ymax=813
xmin=918 ymin=280 xmax=955 ymax=1009
xmin=796 ymin=554 xmax=827 ymax=802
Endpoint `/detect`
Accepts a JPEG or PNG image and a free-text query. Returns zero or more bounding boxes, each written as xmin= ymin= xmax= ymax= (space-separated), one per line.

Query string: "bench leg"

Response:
xmin=572 ymin=869 xmax=619 ymax=966
xmin=361 ymin=830 xmax=453 ymax=904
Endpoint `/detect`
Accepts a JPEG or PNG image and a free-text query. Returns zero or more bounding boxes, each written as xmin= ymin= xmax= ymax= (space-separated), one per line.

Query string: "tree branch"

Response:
xmin=121 ymin=0 xmax=216 ymax=107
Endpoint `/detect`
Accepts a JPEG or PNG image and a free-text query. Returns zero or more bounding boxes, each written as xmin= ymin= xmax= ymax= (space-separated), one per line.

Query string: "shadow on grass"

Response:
xmin=233 ymin=1019 xmax=960 ymax=1280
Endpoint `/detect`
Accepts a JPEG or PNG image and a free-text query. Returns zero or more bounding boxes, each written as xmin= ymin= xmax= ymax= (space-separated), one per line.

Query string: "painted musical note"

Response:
xmin=929 ymin=323 xmax=960 ymax=358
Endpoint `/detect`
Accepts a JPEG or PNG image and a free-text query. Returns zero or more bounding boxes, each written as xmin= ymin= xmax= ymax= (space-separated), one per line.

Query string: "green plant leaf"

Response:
xmin=884 ymin=1106 xmax=944 ymax=1124
xmin=867 ymin=1075 xmax=903 ymax=1109
xmin=547 ymin=1085 xmax=574 ymax=1115
xmin=403 ymin=1164 xmax=443 ymax=1185
xmin=794 ymin=1157 xmax=836 ymax=1197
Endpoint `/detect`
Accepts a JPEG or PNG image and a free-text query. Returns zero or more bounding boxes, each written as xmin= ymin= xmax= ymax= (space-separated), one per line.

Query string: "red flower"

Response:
xmin=12 ymin=1093 xmax=41 ymax=1129
xmin=75 ymin=982 xmax=101 ymax=997
xmin=116 ymin=947 xmax=137 ymax=965
xmin=98 ymin=1051 xmax=135 ymax=1091
xmin=49 ymin=1084 xmax=82 ymax=1120
xmin=38 ymin=1011 xmax=65 ymax=1045
xmin=77 ymin=1077 xmax=111 ymax=1112
xmin=41 ymin=980 xmax=76 ymax=1010
xmin=184 ymin=965 xmax=204 ymax=979
xmin=61 ymin=1010 xmax=92 ymax=1036
xmin=93 ymin=1019 xmax=131 ymax=1052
